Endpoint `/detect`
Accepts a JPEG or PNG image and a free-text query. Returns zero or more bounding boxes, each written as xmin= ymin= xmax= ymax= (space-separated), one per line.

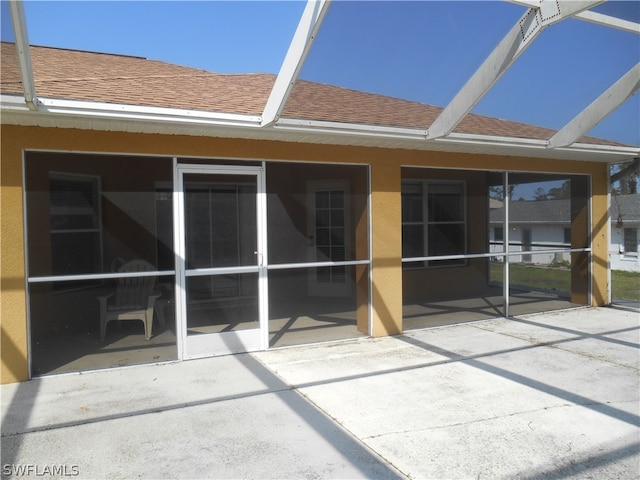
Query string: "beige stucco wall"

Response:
xmin=0 ymin=124 xmax=611 ymax=383
xmin=1 ymin=127 xmax=29 ymax=384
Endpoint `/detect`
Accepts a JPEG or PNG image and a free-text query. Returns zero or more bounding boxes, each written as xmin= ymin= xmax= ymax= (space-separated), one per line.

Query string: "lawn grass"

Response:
xmin=611 ymin=269 xmax=640 ymax=301
xmin=490 ymin=262 xmax=639 ymax=301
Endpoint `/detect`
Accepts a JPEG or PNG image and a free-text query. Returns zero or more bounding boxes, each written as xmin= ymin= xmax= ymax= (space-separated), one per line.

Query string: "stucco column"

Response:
xmin=1 ymin=126 xmax=30 ymax=383
xmin=590 ymin=163 xmax=610 ymax=306
xmin=369 ymin=160 xmax=403 ymax=336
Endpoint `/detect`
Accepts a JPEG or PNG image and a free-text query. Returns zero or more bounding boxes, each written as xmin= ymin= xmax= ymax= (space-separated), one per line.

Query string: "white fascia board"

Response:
xmin=9 ymin=0 xmax=37 ymax=110
xmin=445 ymin=132 xmax=639 ymax=158
xmin=34 ymin=97 xmax=262 ymax=127
xmin=548 ymin=63 xmax=640 ymax=149
xmin=552 ymin=142 xmax=640 ymax=158
xmin=274 ymin=117 xmax=428 ymax=139
xmin=427 ymin=1 xmax=604 ymax=140
xmin=440 ymin=132 xmax=549 ymax=148
xmin=275 ymin=117 xmax=638 ymax=159
xmin=261 ymin=0 xmax=331 ymax=127
xmin=506 ymin=0 xmax=640 ymax=34
xmin=5 ymin=95 xmax=637 ymax=162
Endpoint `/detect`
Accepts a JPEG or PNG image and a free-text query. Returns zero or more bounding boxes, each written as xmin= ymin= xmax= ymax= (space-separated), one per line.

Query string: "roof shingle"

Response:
xmin=0 ymin=42 xmax=624 ymax=146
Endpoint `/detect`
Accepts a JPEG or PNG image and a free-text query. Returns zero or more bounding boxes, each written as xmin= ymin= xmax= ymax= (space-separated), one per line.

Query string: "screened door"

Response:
xmin=175 ymin=165 xmax=267 ymax=359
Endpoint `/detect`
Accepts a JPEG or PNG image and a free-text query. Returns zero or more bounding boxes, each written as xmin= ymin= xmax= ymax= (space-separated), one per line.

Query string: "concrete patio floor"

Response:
xmin=2 ymin=306 xmax=639 ymax=479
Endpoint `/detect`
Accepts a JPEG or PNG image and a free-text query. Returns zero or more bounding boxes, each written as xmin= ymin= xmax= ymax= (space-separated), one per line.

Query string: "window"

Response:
xmin=494 ymin=227 xmax=504 ymax=242
xmin=49 ymin=173 xmax=102 ymax=275
xmin=623 ymin=228 xmax=638 ymax=256
xmin=402 ymin=181 xmax=466 ymax=267
xmin=563 ymin=228 xmax=571 ymax=245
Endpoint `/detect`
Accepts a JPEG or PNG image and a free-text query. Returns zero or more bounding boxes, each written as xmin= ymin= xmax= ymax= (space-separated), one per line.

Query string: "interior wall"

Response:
xmin=0 ymin=124 xmax=611 ymax=383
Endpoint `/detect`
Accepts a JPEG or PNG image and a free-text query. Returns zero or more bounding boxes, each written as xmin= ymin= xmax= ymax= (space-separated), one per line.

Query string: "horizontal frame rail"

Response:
xmin=185 ymin=266 xmax=260 ymax=277
xmin=402 ymin=248 xmax=591 ymax=264
xmin=267 ymin=259 xmax=370 ymax=270
xmin=27 ymin=270 xmax=176 ymax=283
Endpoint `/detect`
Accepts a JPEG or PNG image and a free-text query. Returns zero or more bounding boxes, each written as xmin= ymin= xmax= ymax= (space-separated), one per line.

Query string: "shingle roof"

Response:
xmin=490 ymin=199 xmax=571 ymax=224
xmin=0 ymin=42 xmax=623 ymax=146
xmin=1 ymin=43 xmax=273 ymax=114
xmin=611 ymin=194 xmax=640 ymax=222
xmin=489 ymin=194 xmax=640 ymax=223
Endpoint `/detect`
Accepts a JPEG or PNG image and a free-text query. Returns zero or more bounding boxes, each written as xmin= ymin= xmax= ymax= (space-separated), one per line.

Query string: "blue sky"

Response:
xmin=2 ymin=1 xmax=639 ymax=146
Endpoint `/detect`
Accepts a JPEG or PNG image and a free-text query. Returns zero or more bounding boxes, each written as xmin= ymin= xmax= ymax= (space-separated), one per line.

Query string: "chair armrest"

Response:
xmin=147 ymin=292 xmax=162 ymax=309
xmin=97 ymin=292 xmax=115 ymax=309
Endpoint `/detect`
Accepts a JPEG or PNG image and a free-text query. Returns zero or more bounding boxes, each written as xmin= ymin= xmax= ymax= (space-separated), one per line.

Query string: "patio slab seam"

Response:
xmin=356 ymin=400 xmax=632 ymax=441
xmin=1 ymin=385 xmax=296 ymax=438
xmin=468 ymin=322 xmax=640 ymax=372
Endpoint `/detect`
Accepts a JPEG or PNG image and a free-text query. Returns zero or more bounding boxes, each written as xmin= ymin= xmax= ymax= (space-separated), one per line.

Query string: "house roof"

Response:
xmin=611 ymin=194 xmax=640 ymax=223
xmin=1 ymin=42 xmax=636 ymax=162
xmin=1 ymin=43 xmax=274 ymax=115
xmin=490 ymin=198 xmax=571 ymax=224
xmin=489 ymin=194 xmax=640 ymax=224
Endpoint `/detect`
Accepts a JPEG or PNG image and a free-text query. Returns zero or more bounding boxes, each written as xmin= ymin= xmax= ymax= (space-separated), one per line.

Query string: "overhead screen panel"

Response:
xmin=1 ymin=0 xmax=15 ymax=42
xmin=5 ymin=0 xmax=639 ymax=146
xmin=284 ymin=1 xmax=523 ymax=130
xmin=590 ymin=91 xmax=640 ymax=147
xmin=283 ymin=1 xmax=638 ymax=147
xmin=473 ymin=14 xmax=639 ymax=146
xmin=14 ymin=1 xmax=302 ymax=116
xmin=21 ymin=1 xmax=302 ymax=74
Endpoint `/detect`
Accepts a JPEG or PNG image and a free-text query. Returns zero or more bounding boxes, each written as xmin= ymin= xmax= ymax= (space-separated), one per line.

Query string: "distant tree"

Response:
xmin=531 ymin=181 xmax=571 ymax=201
xmin=611 ymin=161 xmax=639 ymax=195
xmin=547 ymin=180 xmax=571 ymax=200
xmin=488 ymin=184 xmax=515 ymax=200
xmin=534 ymin=187 xmax=548 ymax=201
xmin=488 ymin=185 xmax=503 ymax=200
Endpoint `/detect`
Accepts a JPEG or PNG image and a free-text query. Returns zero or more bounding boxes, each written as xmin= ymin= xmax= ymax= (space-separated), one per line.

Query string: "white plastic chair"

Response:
xmin=98 ymin=260 xmax=160 ymax=341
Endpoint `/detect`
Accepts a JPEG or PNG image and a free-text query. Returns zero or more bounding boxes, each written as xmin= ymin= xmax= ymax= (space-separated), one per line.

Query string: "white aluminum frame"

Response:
xmin=262 ymin=0 xmax=331 ymax=127
xmin=548 ymin=63 xmax=640 ymax=148
xmin=8 ymin=0 xmax=37 ymax=110
xmin=173 ymin=163 xmax=268 ymax=360
xmin=507 ymin=0 xmax=640 ymax=34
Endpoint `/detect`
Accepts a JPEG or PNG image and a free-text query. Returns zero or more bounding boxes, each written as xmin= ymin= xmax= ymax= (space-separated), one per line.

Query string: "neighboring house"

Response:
xmin=489 ymin=198 xmax=573 ymax=265
xmin=488 ymin=195 xmax=640 ymax=273
xmin=2 ymin=42 xmax=637 ymax=383
xmin=610 ymin=194 xmax=640 ymax=272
